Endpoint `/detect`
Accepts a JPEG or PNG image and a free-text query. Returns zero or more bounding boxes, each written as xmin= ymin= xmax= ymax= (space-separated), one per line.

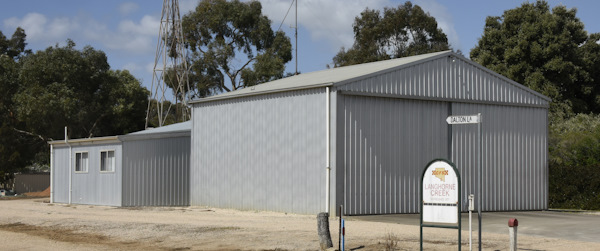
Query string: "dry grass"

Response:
xmin=383 ymin=232 xmax=399 ymax=251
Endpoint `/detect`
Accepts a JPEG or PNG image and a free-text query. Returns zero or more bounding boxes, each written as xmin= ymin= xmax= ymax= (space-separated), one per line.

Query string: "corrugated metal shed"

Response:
xmin=49 ymin=121 xmax=190 ymax=207
xmin=191 ymin=50 xmax=549 ymax=215
xmin=192 ymin=89 xmax=326 ymax=213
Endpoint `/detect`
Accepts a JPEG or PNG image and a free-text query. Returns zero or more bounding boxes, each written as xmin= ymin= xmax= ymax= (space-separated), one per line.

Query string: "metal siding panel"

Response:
xmin=451 ymin=103 xmax=547 ymax=211
xmin=52 ymin=147 xmax=70 ymax=203
xmin=61 ymin=143 xmax=122 ymax=206
xmin=341 ymin=96 xmax=448 ymax=215
xmin=121 ymin=136 xmax=190 ymax=206
xmin=191 ymin=88 xmax=326 ymax=214
xmin=340 ymin=57 xmax=548 ymax=107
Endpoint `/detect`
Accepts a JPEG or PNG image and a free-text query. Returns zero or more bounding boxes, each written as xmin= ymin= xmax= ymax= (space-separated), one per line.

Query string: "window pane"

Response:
xmin=75 ymin=153 xmax=81 ymax=172
xmin=75 ymin=152 xmax=88 ymax=172
xmin=82 ymin=152 xmax=88 ymax=172
xmin=108 ymin=151 xmax=115 ymax=172
xmin=101 ymin=151 xmax=107 ymax=171
xmin=101 ymin=151 xmax=115 ymax=172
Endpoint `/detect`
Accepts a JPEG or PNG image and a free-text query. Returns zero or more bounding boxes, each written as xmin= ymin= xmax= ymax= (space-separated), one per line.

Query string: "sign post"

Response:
xmin=420 ymin=159 xmax=461 ymax=250
xmin=447 ymin=113 xmax=482 ymax=251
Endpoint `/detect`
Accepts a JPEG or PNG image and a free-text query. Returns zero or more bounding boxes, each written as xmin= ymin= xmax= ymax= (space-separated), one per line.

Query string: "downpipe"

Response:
xmin=65 ymin=127 xmax=72 ymax=204
xmin=325 ymin=87 xmax=331 ymax=213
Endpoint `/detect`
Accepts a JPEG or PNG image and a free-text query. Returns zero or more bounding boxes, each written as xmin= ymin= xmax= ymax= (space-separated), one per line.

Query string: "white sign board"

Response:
xmin=422 ymin=160 xmax=459 ymax=224
xmin=446 ymin=114 xmax=481 ymax=124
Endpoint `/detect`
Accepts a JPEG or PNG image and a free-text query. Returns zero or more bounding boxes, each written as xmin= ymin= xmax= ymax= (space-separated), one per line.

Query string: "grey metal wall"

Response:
xmin=52 ymin=146 xmax=70 ymax=203
xmin=337 ymin=55 xmax=549 ymax=107
xmin=191 ymin=88 xmax=327 ymax=214
xmin=122 ymin=136 xmax=190 ymax=206
xmin=335 ymin=54 xmax=548 ymax=215
xmin=337 ymin=95 xmax=449 ymax=215
xmin=53 ymin=143 xmax=123 ymax=206
xmin=337 ymin=96 xmax=548 ymax=215
xmin=451 ymin=103 xmax=548 ymax=211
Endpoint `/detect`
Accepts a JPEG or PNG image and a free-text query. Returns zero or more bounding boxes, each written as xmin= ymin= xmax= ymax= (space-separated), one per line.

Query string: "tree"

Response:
xmin=182 ymin=0 xmax=292 ymax=98
xmin=0 ymin=27 xmax=30 ymax=60
xmin=333 ymin=1 xmax=450 ymax=67
xmin=14 ymin=40 xmax=149 ymax=144
xmin=470 ymin=0 xmax=600 ymax=121
xmin=146 ymin=99 xmax=188 ymax=128
xmin=0 ymin=27 xmax=36 ymax=184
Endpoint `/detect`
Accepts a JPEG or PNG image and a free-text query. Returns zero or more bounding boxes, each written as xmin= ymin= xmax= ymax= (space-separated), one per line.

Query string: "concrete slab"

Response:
xmin=347 ymin=211 xmax=600 ymax=243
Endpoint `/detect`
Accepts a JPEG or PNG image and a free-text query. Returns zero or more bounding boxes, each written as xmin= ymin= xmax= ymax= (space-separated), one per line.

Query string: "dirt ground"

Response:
xmin=1 ymin=198 xmax=600 ymax=250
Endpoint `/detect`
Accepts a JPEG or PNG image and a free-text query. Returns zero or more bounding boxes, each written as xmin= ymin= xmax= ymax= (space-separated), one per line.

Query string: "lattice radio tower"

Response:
xmin=145 ymin=0 xmax=191 ymax=128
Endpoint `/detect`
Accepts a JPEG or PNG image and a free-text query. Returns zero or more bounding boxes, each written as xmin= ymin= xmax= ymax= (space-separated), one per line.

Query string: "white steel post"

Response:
xmin=509 ymin=218 xmax=518 ymax=251
xmin=325 ymin=86 xmax=331 ymax=213
xmin=469 ymin=194 xmax=474 ymax=251
xmin=478 ymin=113 xmax=482 ymax=251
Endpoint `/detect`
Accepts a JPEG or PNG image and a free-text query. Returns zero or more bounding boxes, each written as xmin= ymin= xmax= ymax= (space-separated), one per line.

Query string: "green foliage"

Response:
xmin=470 ymin=0 xmax=600 ymax=209
xmin=182 ymin=0 xmax=292 ymax=97
xmin=0 ymin=27 xmax=37 ymax=181
xmin=470 ymin=0 xmax=600 ymax=121
xmin=549 ymin=114 xmax=600 ymax=209
xmin=333 ymin=1 xmax=450 ymax=67
xmin=0 ymin=28 xmax=150 ymax=177
xmin=0 ymin=27 xmax=31 ymax=60
xmin=145 ymin=99 xmax=189 ymax=128
xmin=15 ymin=40 xmax=149 ymax=140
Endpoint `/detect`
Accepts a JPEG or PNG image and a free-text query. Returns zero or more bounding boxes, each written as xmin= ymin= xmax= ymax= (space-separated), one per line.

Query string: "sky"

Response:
xmin=1 ymin=0 xmax=599 ymax=93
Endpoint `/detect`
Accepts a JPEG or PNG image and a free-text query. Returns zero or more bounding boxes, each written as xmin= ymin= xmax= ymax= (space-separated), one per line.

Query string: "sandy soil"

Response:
xmin=1 ymin=198 xmax=599 ymax=250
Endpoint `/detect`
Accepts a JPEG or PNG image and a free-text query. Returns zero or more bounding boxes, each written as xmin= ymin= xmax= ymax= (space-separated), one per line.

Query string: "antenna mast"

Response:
xmin=146 ymin=0 xmax=191 ymax=128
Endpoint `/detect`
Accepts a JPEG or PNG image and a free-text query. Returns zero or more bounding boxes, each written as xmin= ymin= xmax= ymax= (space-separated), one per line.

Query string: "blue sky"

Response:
xmin=1 ymin=0 xmax=599 ymax=92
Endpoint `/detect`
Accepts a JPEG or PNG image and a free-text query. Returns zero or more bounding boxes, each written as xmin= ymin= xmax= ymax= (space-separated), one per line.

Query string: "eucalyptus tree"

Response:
xmin=471 ymin=0 xmax=600 ymax=120
xmin=333 ymin=1 xmax=449 ymax=67
xmin=182 ymin=0 xmax=292 ymax=98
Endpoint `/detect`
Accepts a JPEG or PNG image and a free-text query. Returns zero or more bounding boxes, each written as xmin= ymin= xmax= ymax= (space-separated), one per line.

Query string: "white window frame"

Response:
xmin=100 ymin=150 xmax=116 ymax=173
xmin=75 ymin=151 xmax=89 ymax=173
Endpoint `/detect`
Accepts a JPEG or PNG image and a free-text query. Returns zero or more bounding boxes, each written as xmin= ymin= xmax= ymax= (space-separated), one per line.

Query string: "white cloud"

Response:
xmin=118 ymin=15 xmax=159 ymax=36
xmin=260 ymin=0 xmax=391 ymax=51
xmin=100 ymin=15 xmax=159 ymax=53
xmin=146 ymin=62 xmax=156 ymax=74
xmin=3 ymin=13 xmax=77 ymax=43
xmin=123 ymin=62 xmax=141 ymax=72
xmin=3 ymin=10 xmax=159 ymax=54
xmin=119 ymin=2 xmax=140 ymax=16
xmin=180 ymin=0 xmax=200 ymax=15
xmin=259 ymin=0 xmax=460 ymax=53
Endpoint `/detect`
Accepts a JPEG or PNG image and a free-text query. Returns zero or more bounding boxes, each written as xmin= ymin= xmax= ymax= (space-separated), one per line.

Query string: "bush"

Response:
xmin=549 ymin=114 xmax=600 ymax=209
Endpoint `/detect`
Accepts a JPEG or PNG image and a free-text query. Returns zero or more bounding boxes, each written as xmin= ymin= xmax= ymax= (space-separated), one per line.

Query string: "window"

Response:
xmin=100 ymin=150 xmax=115 ymax=172
xmin=75 ymin=152 xmax=88 ymax=172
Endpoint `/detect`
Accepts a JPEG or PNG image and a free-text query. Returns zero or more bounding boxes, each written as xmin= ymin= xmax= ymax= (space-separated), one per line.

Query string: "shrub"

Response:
xmin=549 ymin=114 xmax=600 ymax=209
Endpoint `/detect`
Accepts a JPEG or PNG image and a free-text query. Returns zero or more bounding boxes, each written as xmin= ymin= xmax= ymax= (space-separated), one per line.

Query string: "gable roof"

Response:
xmin=190 ymin=51 xmax=550 ymax=107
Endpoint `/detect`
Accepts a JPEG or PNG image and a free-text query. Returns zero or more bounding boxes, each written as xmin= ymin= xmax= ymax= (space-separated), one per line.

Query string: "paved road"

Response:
xmin=347 ymin=211 xmax=600 ymax=243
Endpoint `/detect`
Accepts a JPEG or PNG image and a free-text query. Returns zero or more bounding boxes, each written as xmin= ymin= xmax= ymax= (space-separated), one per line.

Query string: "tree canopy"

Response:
xmin=1 ymin=27 xmax=36 ymax=182
xmin=182 ymin=0 xmax=292 ymax=98
xmin=470 ymin=0 xmax=600 ymax=121
xmin=0 ymin=28 xmax=149 ymax=180
xmin=333 ymin=1 xmax=450 ymax=67
xmin=16 ymin=40 xmax=149 ymax=140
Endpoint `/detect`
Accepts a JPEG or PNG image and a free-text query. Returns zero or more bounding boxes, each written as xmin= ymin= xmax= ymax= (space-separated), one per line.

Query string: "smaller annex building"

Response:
xmin=49 ymin=121 xmax=191 ymax=207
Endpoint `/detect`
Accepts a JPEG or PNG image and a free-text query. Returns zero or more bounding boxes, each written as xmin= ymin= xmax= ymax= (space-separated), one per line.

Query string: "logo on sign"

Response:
xmin=432 ymin=168 xmax=449 ymax=182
